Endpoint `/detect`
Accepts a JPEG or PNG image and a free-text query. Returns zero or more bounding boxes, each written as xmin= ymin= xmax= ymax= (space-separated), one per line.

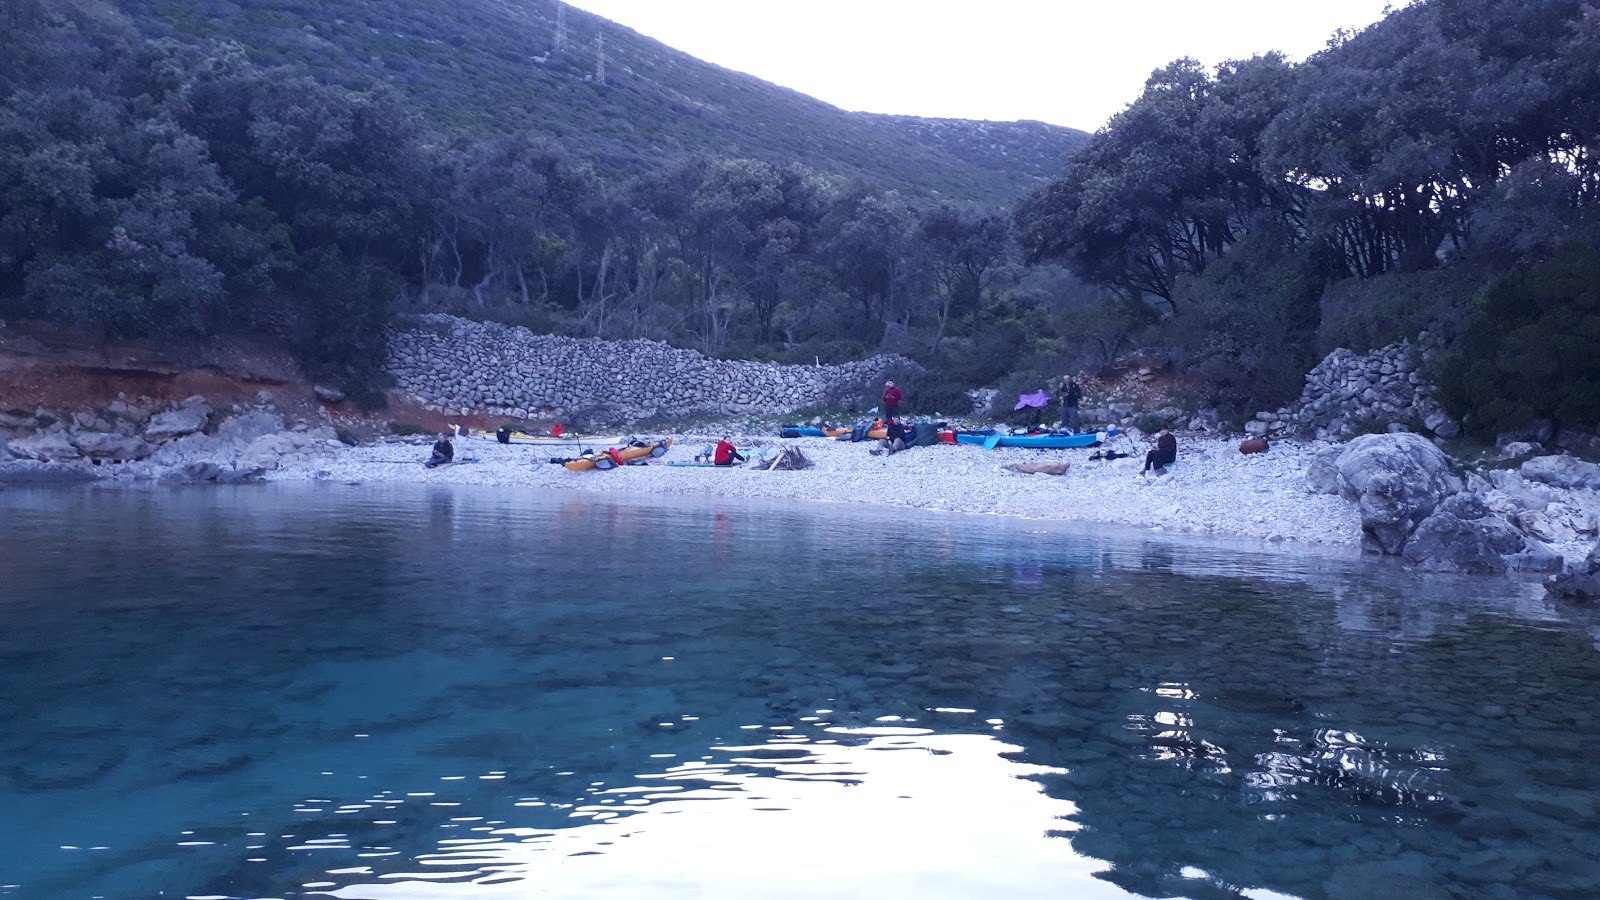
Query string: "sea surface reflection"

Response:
xmin=2 ymin=484 xmax=1598 ymax=899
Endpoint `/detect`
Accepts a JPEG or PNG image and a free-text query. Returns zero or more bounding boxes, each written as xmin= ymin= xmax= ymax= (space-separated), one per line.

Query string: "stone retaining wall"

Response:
xmin=1250 ymin=337 xmax=1460 ymax=440
xmin=386 ymin=315 xmax=913 ymax=424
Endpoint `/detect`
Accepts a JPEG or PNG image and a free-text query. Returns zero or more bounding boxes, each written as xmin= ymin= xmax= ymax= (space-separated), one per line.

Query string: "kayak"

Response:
xmin=955 ymin=432 xmax=1101 ymax=449
xmin=779 ymin=426 xmax=852 ymax=438
xmin=491 ymin=431 xmax=624 ymax=445
xmin=562 ymin=438 xmax=672 ymax=471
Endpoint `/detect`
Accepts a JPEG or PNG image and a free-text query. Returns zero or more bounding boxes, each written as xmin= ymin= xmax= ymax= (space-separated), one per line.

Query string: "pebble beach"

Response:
xmin=269 ymin=430 xmax=1368 ymax=549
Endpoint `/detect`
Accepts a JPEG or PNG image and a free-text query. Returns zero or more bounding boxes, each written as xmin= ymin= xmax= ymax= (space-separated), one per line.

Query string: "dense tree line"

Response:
xmin=2 ymin=0 xmax=1107 ymax=410
xmin=7 ymin=0 xmax=1599 ymax=433
xmin=1017 ymin=0 xmax=1600 ymax=433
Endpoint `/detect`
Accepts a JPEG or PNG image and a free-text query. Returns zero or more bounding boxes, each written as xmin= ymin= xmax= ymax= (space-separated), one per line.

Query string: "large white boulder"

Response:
xmin=1333 ymin=433 xmax=1462 ymax=554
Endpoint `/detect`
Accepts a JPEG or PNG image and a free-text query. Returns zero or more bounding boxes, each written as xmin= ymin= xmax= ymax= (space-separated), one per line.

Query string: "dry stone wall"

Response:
xmin=1250 ymin=337 xmax=1459 ymax=441
xmin=387 ymin=315 xmax=912 ymax=424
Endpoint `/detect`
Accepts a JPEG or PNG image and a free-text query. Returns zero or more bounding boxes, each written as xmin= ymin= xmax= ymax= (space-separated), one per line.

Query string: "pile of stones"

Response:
xmin=387 ymin=315 xmax=912 ymax=424
xmin=1249 ymin=337 xmax=1459 ymax=441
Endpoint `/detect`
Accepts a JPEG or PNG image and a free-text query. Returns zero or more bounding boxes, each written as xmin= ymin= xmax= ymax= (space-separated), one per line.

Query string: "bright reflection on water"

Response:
xmin=2 ymin=484 xmax=1599 ymax=900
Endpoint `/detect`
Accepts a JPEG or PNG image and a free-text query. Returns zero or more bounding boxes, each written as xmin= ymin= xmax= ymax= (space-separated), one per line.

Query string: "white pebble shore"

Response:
xmin=269 ymin=432 xmax=1366 ymax=549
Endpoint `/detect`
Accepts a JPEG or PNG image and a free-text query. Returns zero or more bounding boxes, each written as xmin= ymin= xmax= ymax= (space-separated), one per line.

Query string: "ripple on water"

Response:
xmin=1 ymin=485 xmax=1599 ymax=899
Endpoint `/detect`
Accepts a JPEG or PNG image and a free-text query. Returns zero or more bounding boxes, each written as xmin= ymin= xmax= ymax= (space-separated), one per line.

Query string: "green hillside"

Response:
xmin=118 ymin=0 xmax=1089 ymax=205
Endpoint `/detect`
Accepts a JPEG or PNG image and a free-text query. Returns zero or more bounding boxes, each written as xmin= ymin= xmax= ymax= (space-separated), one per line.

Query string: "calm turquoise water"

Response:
xmin=2 ymin=484 xmax=1599 ymax=899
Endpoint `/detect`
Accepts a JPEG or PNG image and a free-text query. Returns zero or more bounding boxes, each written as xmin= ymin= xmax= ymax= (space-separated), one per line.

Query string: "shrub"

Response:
xmin=898 ymin=371 xmax=972 ymax=416
xmin=1435 ymin=242 xmax=1600 ymax=439
xmin=389 ymin=422 xmax=431 ymax=436
xmin=1318 ymin=268 xmax=1483 ymax=353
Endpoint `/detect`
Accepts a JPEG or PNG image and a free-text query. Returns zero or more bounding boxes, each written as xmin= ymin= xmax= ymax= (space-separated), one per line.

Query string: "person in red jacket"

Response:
xmin=882 ymin=380 xmax=903 ymax=419
xmin=713 ymin=437 xmax=746 ymax=466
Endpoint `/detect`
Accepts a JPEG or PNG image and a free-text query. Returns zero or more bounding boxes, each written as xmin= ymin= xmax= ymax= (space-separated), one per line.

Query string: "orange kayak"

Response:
xmin=562 ymin=438 xmax=672 ymax=472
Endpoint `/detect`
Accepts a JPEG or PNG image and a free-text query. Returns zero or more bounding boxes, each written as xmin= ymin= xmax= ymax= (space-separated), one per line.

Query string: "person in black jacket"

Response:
xmin=1060 ymin=374 xmax=1083 ymax=433
xmin=1141 ymin=428 xmax=1177 ymax=474
xmin=426 ymin=434 xmax=455 ymax=468
xmin=873 ymin=418 xmax=908 ymax=455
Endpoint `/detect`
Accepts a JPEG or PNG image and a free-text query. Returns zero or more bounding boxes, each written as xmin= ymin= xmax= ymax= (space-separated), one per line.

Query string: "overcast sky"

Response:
xmin=563 ymin=1 xmax=1411 ymax=132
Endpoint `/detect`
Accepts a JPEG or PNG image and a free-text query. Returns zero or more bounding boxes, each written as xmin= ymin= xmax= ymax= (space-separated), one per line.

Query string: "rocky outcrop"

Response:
xmin=1313 ymin=435 xmax=1593 ymax=574
xmin=1 ymin=394 xmax=342 ymax=484
xmin=1545 ymin=544 xmax=1600 ymax=602
xmin=1253 ymin=338 xmax=1459 ymax=441
xmin=386 ymin=314 xmax=913 ymax=424
xmin=1401 ymin=493 xmax=1542 ymax=574
xmin=1330 ymin=433 xmax=1462 ymax=554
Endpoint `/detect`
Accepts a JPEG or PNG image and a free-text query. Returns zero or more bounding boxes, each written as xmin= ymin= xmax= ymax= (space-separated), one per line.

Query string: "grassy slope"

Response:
xmin=121 ymin=0 xmax=1089 ymax=205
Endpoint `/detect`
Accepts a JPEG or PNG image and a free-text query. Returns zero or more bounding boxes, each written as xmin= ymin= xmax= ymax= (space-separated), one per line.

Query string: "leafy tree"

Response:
xmin=1015 ymin=54 xmax=1298 ymax=313
xmin=918 ymin=205 xmax=1011 ymax=349
xmin=1436 ymin=243 xmax=1600 ymax=439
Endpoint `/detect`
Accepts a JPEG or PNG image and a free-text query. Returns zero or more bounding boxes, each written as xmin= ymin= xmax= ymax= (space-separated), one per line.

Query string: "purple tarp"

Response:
xmin=1014 ymin=390 xmax=1052 ymax=410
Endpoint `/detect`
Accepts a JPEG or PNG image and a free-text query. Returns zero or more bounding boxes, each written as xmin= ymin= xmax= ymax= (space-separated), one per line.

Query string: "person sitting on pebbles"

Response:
xmin=426 ymin=433 xmax=455 ymax=468
xmin=871 ymin=418 xmax=908 ymax=456
xmin=713 ymin=437 xmax=746 ymax=467
xmin=1141 ymin=427 xmax=1177 ymax=475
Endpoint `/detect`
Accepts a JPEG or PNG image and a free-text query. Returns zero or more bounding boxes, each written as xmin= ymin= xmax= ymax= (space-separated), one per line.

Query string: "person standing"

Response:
xmin=1141 ymin=428 xmax=1177 ymax=474
xmin=1060 ymin=374 xmax=1083 ymax=434
xmin=882 ymin=380 xmax=903 ymax=420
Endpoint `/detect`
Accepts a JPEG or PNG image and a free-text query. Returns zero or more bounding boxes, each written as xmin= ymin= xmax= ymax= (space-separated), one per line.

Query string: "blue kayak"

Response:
xmin=955 ymin=432 xmax=1101 ymax=449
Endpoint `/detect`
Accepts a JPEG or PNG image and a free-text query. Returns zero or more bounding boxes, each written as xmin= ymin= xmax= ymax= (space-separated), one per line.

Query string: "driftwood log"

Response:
xmin=1004 ymin=460 xmax=1070 ymax=476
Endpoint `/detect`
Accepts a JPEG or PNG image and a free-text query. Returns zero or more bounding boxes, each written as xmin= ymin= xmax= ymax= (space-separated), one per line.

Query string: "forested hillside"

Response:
xmin=3 ymin=0 xmax=1597 ymax=439
xmin=116 ymin=0 xmax=1087 ymax=205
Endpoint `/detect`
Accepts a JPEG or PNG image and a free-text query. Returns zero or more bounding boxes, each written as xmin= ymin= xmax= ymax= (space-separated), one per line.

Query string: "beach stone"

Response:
xmin=1521 ymin=455 xmax=1600 ymax=490
xmin=1335 ymin=433 xmax=1462 ymax=555
xmin=6 ymin=432 xmax=81 ymax=462
xmin=1424 ymin=410 xmax=1460 ymax=437
xmin=1304 ymin=447 xmax=1343 ymax=495
xmin=313 ymin=384 xmax=346 ymax=403
xmin=70 ymin=431 xmax=151 ymax=461
xmin=1505 ymin=547 xmax=1564 ymax=573
xmin=144 ymin=406 xmax=211 ymax=442
xmin=217 ymin=411 xmax=286 ymax=445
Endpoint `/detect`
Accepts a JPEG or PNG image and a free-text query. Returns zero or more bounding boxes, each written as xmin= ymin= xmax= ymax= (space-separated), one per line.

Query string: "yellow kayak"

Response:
xmin=562 ymin=438 xmax=673 ymax=471
xmin=491 ymin=430 xmax=624 ymax=445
